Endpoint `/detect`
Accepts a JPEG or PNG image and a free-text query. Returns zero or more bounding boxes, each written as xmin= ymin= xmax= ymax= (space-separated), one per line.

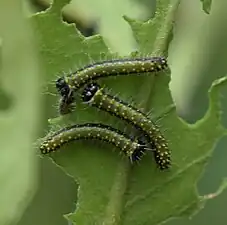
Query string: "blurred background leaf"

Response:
xmin=200 ymin=0 xmax=212 ymax=14
xmin=0 ymin=1 xmax=41 ymax=225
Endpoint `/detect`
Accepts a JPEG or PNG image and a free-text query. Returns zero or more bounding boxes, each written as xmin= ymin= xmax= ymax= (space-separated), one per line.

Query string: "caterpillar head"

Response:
xmin=56 ymin=77 xmax=75 ymax=114
xmin=82 ymin=83 xmax=100 ymax=102
xmin=56 ymin=77 xmax=71 ymax=97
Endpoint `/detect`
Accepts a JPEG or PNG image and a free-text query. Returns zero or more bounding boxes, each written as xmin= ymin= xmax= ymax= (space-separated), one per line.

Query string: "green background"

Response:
xmin=1 ymin=0 xmax=226 ymax=224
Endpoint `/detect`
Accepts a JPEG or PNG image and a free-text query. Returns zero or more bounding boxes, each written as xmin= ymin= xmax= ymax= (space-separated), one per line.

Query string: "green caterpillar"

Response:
xmin=82 ymin=83 xmax=171 ymax=170
xmin=40 ymin=123 xmax=147 ymax=162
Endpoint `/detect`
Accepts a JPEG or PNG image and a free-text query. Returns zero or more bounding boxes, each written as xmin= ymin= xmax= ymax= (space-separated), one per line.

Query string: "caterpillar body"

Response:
xmin=82 ymin=83 xmax=171 ymax=170
xmin=40 ymin=123 xmax=146 ymax=162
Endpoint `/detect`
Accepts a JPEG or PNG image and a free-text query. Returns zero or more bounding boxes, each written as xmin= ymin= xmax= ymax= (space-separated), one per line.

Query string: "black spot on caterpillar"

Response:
xmin=82 ymin=83 xmax=171 ymax=170
xmin=40 ymin=123 xmax=147 ymax=162
xmin=56 ymin=57 xmax=168 ymax=114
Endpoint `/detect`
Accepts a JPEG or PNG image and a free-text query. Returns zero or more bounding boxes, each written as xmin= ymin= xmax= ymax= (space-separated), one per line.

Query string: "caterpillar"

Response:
xmin=40 ymin=123 xmax=147 ymax=162
xmin=56 ymin=57 xmax=168 ymax=114
xmin=81 ymin=83 xmax=171 ymax=170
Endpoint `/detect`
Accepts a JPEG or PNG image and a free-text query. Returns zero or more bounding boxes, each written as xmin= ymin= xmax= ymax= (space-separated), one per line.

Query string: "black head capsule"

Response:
xmin=130 ymin=135 xmax=147 ymax=162
xmin=131 ymin=145 xmax=146 ymax=162
xmin=56 ymin=77 xmax=71 ymax=97
xmin=56 ymin=77 xmax=75 ymax=114
xmin=82 ymin=83 xmax=100 ymax=102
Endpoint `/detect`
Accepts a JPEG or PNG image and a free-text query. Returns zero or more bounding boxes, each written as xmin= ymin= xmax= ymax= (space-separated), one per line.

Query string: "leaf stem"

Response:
xmin=144 ymin=0 xmax=181 ymax=113
xmin=102 ymin=159 xmax=131 ymax=225
xmin=152 ymin=0 xmax=181 ymax=56
xmin=101 ymin=2 xmax=182 ymax=224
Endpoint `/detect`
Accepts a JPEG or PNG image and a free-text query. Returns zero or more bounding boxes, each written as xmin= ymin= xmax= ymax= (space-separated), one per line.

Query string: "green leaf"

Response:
xmin=200 ymin=0 xmax=212 ymax=14
xmin=0 ymin=2 xmax=41 ymax=225
xmin=32 ymin=0 xmax=227 ymax=224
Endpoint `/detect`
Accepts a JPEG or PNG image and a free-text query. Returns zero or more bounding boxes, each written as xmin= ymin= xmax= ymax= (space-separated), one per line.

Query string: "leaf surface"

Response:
xmin=32 ymin=0 xmax=227 ymax=224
